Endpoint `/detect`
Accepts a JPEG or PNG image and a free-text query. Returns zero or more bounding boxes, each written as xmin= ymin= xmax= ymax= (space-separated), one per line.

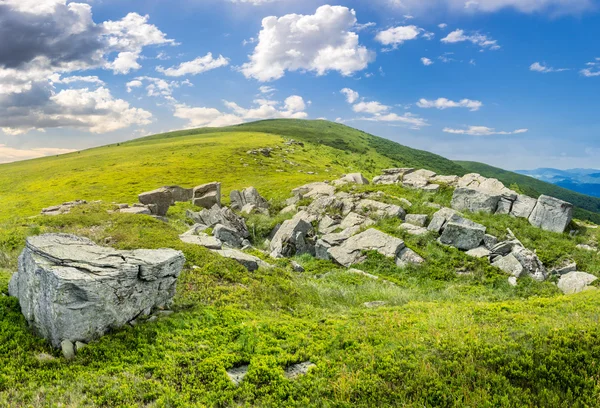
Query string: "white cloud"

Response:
xmin=417 ymin=98 xmax=483 ymax=111
xmin=441 ymin=29 xmax=500 ymax=50
xmin=353 ymin=101 xmax=389 ymax=114
xmin=0 ymin=144 xmax=77 ymax=164
xmin=375 ymin=25 xmax=422 ymax=47
xmin=127 ymin=76 xmax=192 ymax=100
xmin=580 ymin=58 xmax=600 ymax=77
xmin=241 ymin=5 xmax=374 ymax=82
xmin=438 ymin=23 xmax=448 ymax=29
xmin=443 ymin=126 xmax=528 ymax=136
xmin=341 ymin=88 xmax=360 ymax=104
xmin=53 ymin=75 xmax=105 ymax=85
xmin=360 ymin=112 xmax=429 ymax=129
xmin=421 ymin=57 xmax=433 ymax=66
xmin=106 ymin=51 xmax=141 ymax=74
xmin=174 ymin=95 xmax=309 ymax=128
xmin=382 ymin=0 xmax=593 ymax=15
xmin=259 ymin=86 xmax=276 ymax=95
xmin=156 ymin=53 xmax=229 ymax=77
xmin=126 ymin=80 xmax=143 ymax=92
xmin=529 ymin=62 xmax=569 ymax=73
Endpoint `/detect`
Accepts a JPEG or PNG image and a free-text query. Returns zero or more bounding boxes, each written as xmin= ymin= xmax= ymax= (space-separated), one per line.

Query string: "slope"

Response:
xmin=457 ymin=160 xmax=600 ymax=224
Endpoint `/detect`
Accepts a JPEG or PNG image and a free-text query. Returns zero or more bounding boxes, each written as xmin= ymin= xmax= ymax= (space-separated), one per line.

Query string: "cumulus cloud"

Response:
xmin=125 ymin=77 xmax=192 ymax=100
xmin=375 ymin=25 xmax=422 ymax=48
xmin=341 ymin=88 xmax=359 ymax=104
xmin=417 ymin=98 xmax=483 ymax=111
xmin=52 ymin=75 xmax=105 ymax=85
xmin=241 ymin=5 xmax=374 ymax=82
xmin=174 ymin=95 xmax=308 ymax=128
xmin=529 ymin=62 xmax=569 ymax=73
xmin=421 ymin=57 xmax=433 ymax=66
xmin=382 ymin=0 xmax=593 ymax=15
xmin=353 ymin=101 xmax=389 ymax=114
xmin=443 ymin=126 xmax=528 ymax=136
xmin=156 ymin=53 xmax=229 ymax=77
xmin=580 ymin=58 xmax=600 ymax=77
xmin=441 ymin=29 xmax=500 ymax=50
xmin=0 ymin=144 xmax=77 ymax=164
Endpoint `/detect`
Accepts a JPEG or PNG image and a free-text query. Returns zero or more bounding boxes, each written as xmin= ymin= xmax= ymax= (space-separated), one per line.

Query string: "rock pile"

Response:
xmin=8 ymin=234 xmax=185 ymax=348
xmin=41 ymin=200 xmax=87 ymax=216
xmin=230 ymin=187 xmax=269 ymax=215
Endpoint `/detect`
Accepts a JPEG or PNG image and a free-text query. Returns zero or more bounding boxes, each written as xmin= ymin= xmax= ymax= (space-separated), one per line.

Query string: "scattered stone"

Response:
xmin=465 ymin=246 xmax=491 ymax=258
xmin=363 ymin=301 xmax=387 ymax=308
xmin=396 ymin=247 xmax=425 ymax=267
xmin=270 ymin=214 xmax=315 ymax=258
xmin=552 ymin=262 xmax=577 ymax=275
xmin=483 ymin=234 xmax=499 ymax=250
xmin=558 ymin=272 xmax=598 ymax=295
xmin=439 ymin=215 xmax=486 ymax=250
xmin=422 ymin=184 xmax=441 ymax=193
xmin=528 ymin=195 xmax=574 ymax=233
xmin=508 ymin=276 xmax=518 ymax=287
xmin=577 ymin=244 xmax=598 ymax=252
xmin=328 ymin=229 xmax=405 ymax=267
xmin=36 ymin=353 xmax=56 ymax=362
xmin=403 ymin=169 xmax=436 ymax=188
xmin=495 ymin=198 xmax=513 ymax=215
xmin=213 ymin=249 xmax=270 ymax=271
xmin=491 ymin=241 xmax=516 ymax=256
xmin=399 ymin=198 xmax=413 ymax=208
xmin=399 ymin=223 xmax=428 ymax=236
xmin=230 ymin=187 xmax=269 ymax=212
xmin=213 ymin=224 xmax=243 ymax=248
xmin=510 ymin=195 xmax=538 ymax=219
xmin=61 ymin=340 xmax=75 ymax=360
xmin=427 ymin=207 xmax=457 ymax=234
xmin=139 ymin=188 xmax=173 ymax=216
xmin=192 ymin=182 xmax=222 ymax=209
xmin=318 ymin=215 xmax=340 ymax=234
xmin=424 ymin=202 xmax=442 ymax=210
xmin=227 ymin=365 xmax=249 ymax=386
xmin=292 ymin=182 xmax=335 ymax=198
xmin=291 ymin=261 xmax=305 ymax=272
xmin=280 ymin=204 xmax=297 ymax=215
xmin=511 ymin=247 xmax=547 ymax=281
xmin=357 ymin=199 xmax=406 ymax=219
xmin=451 ymin=187 xmax=501 ymax=214
xmin=9 ymin=234 xmax=185 ymax=347
xmin=383 ymin=168 xmax=415 ymax=177
xmin=339 ymin=212 xmax=373 ymax=230
xmin=373 ymin=174 xmax=401 ymax=185
xmin=492 ymin=254 xmax=524 ymax=277
xmin=41 ymin=200 xmax=87 ymax=216
xmin=75 ymin=341 xmax=87 ymax=352
xmin=405 ymin=214 xmax=427 ymax=227
xmin=187 ymin=206 xmax=249 ymax=238
xmin=285 ymin=362 xmax=316 ymax=379
xmin=431 ymin=175 xmax=459 ymax=186
xmin=119 ymin=206 xmax=152 ymax=215
xmin=164 ymin=186 xmax=193 ymax=203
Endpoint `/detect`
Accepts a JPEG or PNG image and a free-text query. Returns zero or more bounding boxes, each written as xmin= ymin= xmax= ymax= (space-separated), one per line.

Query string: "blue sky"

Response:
xmin=0 ymin=0 xmax=599 ymax=170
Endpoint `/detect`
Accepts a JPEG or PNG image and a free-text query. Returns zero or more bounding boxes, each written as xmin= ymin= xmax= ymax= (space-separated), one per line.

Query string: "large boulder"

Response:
xmin=328 ymin=229 xmax=405 ymax=267
xmin=510 ymin=194 xmax=538 ymax=219
xmin=356 ymin=199 xmax=406 ymax=219
xmin=164 ymin=186 xmax=193 ymax=203
xmin=336 ymin=173 xmax=369 ymax=185
xmin=557 ymin=272 xmax=598 ymax=295
xmin=269 ymin=213 xmax=315 ymax=258
xmin=193 ymin=182 xmax=221 ymax=209
xmin=492 ymin=254 xmax=525 ymax=277
xmin=230 ymin=187 xmax=269 ymax=212
xmin=8 ymin=234 xmax=185 ymax=348
xmin=511 ymin=246 xmax=547 ymax=281
xmin=139 ymin=188 xmax=173 ymax=216
xmin=403 ymin=169 xmax=436 ymax=189
xmin=528 ymin=195 xmax=573 ymax=233
xmin=427 ymin=207 xmax=457 ymax=234
xmin=187 ymin=206 xmax=249 ymax=238
xmin=439 ymin=215 xmax=486 ymax=250
xmin=451 ymin=188 xmax=501 ymax=214
xmin=292 ymin=182 xmax=335 ymax=199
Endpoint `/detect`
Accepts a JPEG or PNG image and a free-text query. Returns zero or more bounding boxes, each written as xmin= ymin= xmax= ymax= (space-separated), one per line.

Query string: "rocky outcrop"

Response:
xmin=510 ymin=195 xmax=537 ymax=218
xmin=230 ymin=187 xmax=269 ymax=214
xmin=328 ymin=228 xmax=406 ymax=267
xmin=270 ymin=213 xmax=315 ymax=258
xmin=439 ymin=215 xmax=486 ymax=250
xmin=42 ymin=200 xmax=87 ymax=216
xmin=186 ymin=206 xmax=249 ymax=238
xmin=164 ymin=186 xmax=193 ymax=203
xmin=373 ymin=168 xmax=414 ymax=185
xmin=528 ymin=195 xmax=573 ymax=233
xmin=451 ymin=188 xmax=501 ymax=214
xmin=8 ymin=234 xmax=185 ymax=348
xmin=427 ymin=208 xmax=457 ymax=234
xmin=139 ymin=187 xmax=173 ymax=216
xmin=193 ymin=182 xmax=221 ymax=209
xmin=405 ymin=214 xmax=427 ymax=227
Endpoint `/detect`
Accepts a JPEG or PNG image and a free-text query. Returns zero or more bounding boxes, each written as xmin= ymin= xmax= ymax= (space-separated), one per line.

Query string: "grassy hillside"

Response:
xmin=457 ymin=161 xmax=600 ymax=224
xmin=1 ymin=120 xmax=600 ymax=406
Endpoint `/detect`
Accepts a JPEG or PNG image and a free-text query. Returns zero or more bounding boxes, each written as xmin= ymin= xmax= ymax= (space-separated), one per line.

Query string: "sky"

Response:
xmin=0 ymin=0 xmax=599 ymax=170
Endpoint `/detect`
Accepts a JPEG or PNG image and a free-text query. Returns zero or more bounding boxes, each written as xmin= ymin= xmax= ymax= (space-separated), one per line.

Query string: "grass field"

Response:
xmin=1 ymin=119 xmax=600 ymax=407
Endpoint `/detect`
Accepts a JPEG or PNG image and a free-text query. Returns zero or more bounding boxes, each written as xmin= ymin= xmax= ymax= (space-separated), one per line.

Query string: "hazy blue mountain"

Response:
xmin=516 ymin=168 xmax=600 ymax=198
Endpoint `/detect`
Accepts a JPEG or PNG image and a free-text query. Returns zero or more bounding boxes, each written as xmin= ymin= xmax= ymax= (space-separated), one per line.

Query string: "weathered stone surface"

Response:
xmin=557 ymin=272 xmax=598 ymax=295
xmin=119 ymin=207 xmax=152 ymax=215
xmin=422 ymin=184 xmax=441 ymax=193
xmin=328 ymin=229 xmax=405 ymax=267
xmin=439 ymin=215 xmax=486 ymax=250
xmin=511 ymin=247 xmax=547 ymax=281
xmin=230 ymin=187 xmax=268 ymax=211
xmin=42 ymin=200 xmax=87 ymax=216
xmin=9 ymin=234 xmax=185 ymax=348
xmin=321 ymin=227 xmax=360 ymax=247
xmin=192 ymin=182 xmax=221 ymax=209
xmin=340 ymin=212 xmax=373 ymax=230
xmin=427 ymin=207 xmax=457 ymax=234
xmin=405 ymin=214 xmax=427 ymax=227
xmin=307 ymin=196 xmax=343 ymax=215
xmin=511 ymin=194 xmax=537 ymax=219
xmin=315 ymin=239 xmax=331 ymax=260
xmin=495 ymin=198 xmax=513 ymax=215
xmin=465 ymin=246 xmax=491 ymax=258
xmin=337 ymin=173 xmax=369 ymax=185
xmin=492 ymin=254 xmax=524 ymax=277
xmin=284 ymin=362 xmax=316 ymax=379
xmin=430 ymin=175 xmax=459 ymax=186
xmin=318 ymin=215 xmax=340 ymax=234
xmin=61 ymin=340 xmax=75 ymax=360
xmin=483 ymin=234 xmax=499 ymax=250
xmin=270 ymin=214 xmax=315 ymax=258
xmin=227 ymin=365 xmax=249 ymax=386
xmin=552 ymin=262 xmax=577 ymax=275
xmin=292 ymin=182 xmax=335 ymax=198
xmin=508 ymin=276 xmax=518 ymax=287
xmin=213 ymin=249 xmax=269 ymax=271
xmin=399 ymin=223 xmax=428 ymax=236
xmin=364 ymin=301 xmax=387 ymax=308
xmin=213 ymin=224 xmax=243 ymax=248
xmin=357 ymin=199 xmax=406 ymax=219
xmin=139 ymin=188 xmax=173 ymax=216
xmin=491 ymin=241 xmax=517 ymax=256
xmin=396 ymin=247 xmax=425 ymax=267
xmin=179 ymin=233 xmax=222 ymax=250
xmin=280 ymin=204 xmax=297 ymax=215
xmin=186 ymin=206 xmax=249 ymax=238
xmin=164 ymin=186 xmax=193 ymax=203
xmin=528 ymin=195 xmax=574 ymax=233
xmin=451 ymin=187 xmax=501 ymax=214
xmin=383 ymin=168 xmax=415 ymax=176
xmin=577 ymin=244 xmax=598 ymax=252
xmin=291 ymin=261 xmax=305 ymax=272
xmin=373 ymin=174 xmax=401 ymax=185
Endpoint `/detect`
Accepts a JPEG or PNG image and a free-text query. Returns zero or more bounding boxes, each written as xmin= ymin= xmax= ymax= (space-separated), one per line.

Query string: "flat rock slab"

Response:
xmin=451 ymin=187 xmax=501 ymax=214
xmin=328 ymin=229 xmax=405 ymax=267
xmin=558 ymin=272 xmax=598 ymax=295
xmin=213 ymin=249 xmax=270 ymax=271
xmin=179 ymin=233 xmax=222 ymax=250
xmin=8 ymin=234 xmax=185 ymax=348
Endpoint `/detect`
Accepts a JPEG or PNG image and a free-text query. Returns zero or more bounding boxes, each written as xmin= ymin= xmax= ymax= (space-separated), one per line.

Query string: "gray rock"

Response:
xmin=186 ymin=206 xmax=249 ymax=238
xmin=213 ymin=224 xmax=243 ymax=248
xmin=337 ymin=173 xmax=369 ymax=185
xmin=528 ymin=195 xmax=574 ymax=233
xmin=405 ymin=214 xmax=427 ymax=227
xmin=396 ymin=247 xmax=425 ymax=267
xmin=42 ymin=200 xmax=87 ymax=216
xmin=577 ymin=244 xmax=598 ymax=252
xmin=439 ymin=215 xmax=486 ymax=250
xmin=430 ymin=175 xmax=460 ymax=186
xmin=280 ymin=204 xmax=297 ymax=215
xmin=61 ymin=340 xmax=75 ymax=360
xmin=315 ymin=239 xmax=331 ymax=260
xmin=465 ymin=246 xmax=491 ymax=258
xmin=552 ymin=263 xmax=577 ymax=275
xmin=373 ymin=174 xmax=401 ymax=185
xmin=321 ymin=227 xmax=361 ymax=247
xmin=492 ymin=254 xmax=525 ymax=277
xmin=422 ymin=184 xmax=441 ymax=193
xmin=483 ymin=234 xmax=498 ymax=250
xmin=318 ymin=215 xmax=340 ymax=234
xmin=511 ymin=194 xmax=538 ymax=219
xmin=292 ymin=182 xmax=335 ymax=198
xmin=399 ymin=223 xmax=428 ymax=236
xmin=339 ymin=212 xmax=373 ymax=230
xmin=75 ymin=341 xmax=87 ymax=352
xmin=451 ymin=188 xmax=501 ymax=214
xmin=139 ymin=188 xmax=173 ymax=216
xmin=427 ymin=207 xmax=457 ymax=234
xmin=383 ymin=168 xmax=415 ymax=177
xmin=270 ymin=214 xmax=315 ymax=258
xmin=491 ymin=241 xmax=517 ymax=256
xmin=192 ymin=182 xmax=221 ymax=209
xmin=284 ymin=362 xmax=316 ymax=379
xmin=230 ymin=187 xmax=269 ymax=211
xmin=399 ymin=198 xmax=413 ymax=208
xmin=227 ymin=365 xmax=249 ymax=386
xmin=8 ymin=234 xmax=185 ymax=348
xmin=328 ymin=229 xmax=405 ymax=267
xmin=213 ymin=249 xmax=269 ymax=271
xmin=119 ymin=207 xmax=152 ymax=215
xmin=164 ymin=186 xmax=193 ymax=203
xmin=307 ymin=196 xmax=343 ymax=215
xmin=495 ymin=198 xmax=513 ymax=215
xmin=511 ymin=247 xmax=547 ymax=281
xmin=508 ymin=277 xmax=518 ymax=287
xmin=357 ymin=199 xmax=406 ymax=219
xmin=557 ymin=272 xmax=598 ymax=295
xmin=291 ymin=261 xmax=305 ymax=272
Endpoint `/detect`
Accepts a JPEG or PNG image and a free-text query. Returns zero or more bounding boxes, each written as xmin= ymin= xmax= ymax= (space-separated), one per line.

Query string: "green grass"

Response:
xmin=1 ymin=119 xmax=600 ymax=406
xmin=457 ymin=160 xmax=600 ymax=224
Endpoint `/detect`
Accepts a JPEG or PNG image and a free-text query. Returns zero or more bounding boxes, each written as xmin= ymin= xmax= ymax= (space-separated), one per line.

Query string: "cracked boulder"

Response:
xmin=269 ymin=213 xmax=315 ymax=258
xmin=192 ymin=182 xmax=221 ymax=209
xmin=230 ymin=187 xmax=269 ymax=212
xmin=186 ymin=206 xmax=249 ymax=238
xmin=528 ymin=195 xmax=574 ymax=233
xmin=439 ymin=215 xmax=486 ymax=250
xmin=328 ymin=228 xmax=405 ymax=267
xmin=139 ymin=188 xmax=173 ymax=216
xmin=8 ymin=234 xmax=185 ymax=348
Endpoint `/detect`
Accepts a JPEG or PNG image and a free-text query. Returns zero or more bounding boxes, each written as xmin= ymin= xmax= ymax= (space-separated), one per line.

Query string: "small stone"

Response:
xmin=508 ymin=277 xmax=518 ymax=287
xmin=36 ymin=353 xmax=56 ymax=362
xmin=284 ymin=362 xmax=316 ymax=379
xmin=465 ymin=246 xmax=491 ymax=258
xmin=227 ymin=365 xmax=249 ymax=386
xmin=75 ymin=341 xmax=86 ymax=352
xmin=61 ymin=340 xmax=75 ymax=360
xmin=291 ymin=261 xmax=305 ymax=272
xmin=483 ymin=234 xmax=498 ymax=250
xmin=405 ymin=214 xmax=428 ymax=227
xmin=156 ymin=310 xmax=174 ymax=317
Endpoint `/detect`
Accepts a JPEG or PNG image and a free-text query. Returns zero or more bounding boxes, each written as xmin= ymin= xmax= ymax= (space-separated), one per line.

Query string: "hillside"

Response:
xmin=457 ymin=161 xmax=600 ymax=224
xmin=1 ymin=119 xmax=600 ymax=406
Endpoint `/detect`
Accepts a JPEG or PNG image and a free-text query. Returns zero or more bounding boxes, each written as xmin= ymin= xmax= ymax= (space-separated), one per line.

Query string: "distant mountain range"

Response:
xmin=516 ymin=168 xmax=600 ymax=198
